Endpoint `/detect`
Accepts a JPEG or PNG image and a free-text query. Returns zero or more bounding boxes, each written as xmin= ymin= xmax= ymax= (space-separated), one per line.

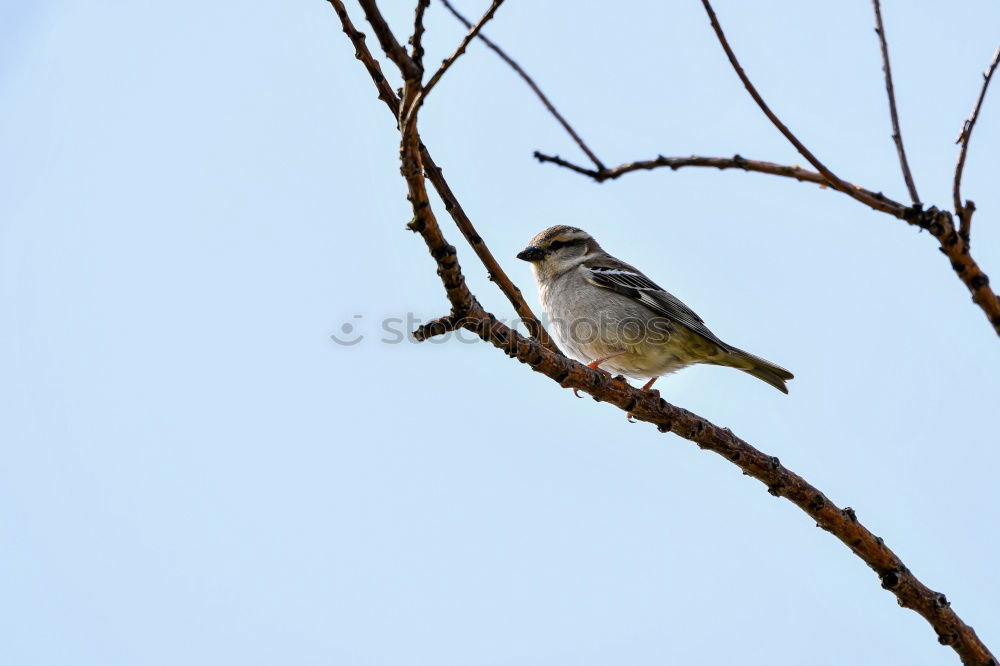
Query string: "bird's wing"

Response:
xmin=581 ymin=258 xmax=729 ymax=350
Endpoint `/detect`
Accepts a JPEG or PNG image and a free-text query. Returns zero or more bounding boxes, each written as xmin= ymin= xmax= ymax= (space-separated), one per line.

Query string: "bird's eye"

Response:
xmin=549 ymin=240 xmax=564 ymax=250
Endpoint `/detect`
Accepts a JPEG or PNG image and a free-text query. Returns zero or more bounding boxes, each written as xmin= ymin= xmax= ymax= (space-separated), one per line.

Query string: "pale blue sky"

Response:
xmin=2 ymin=2 xmax=998 ymax=665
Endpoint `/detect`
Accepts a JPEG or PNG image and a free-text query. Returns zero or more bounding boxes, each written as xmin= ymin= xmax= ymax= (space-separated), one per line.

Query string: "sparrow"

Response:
xmin=517 ymin=225 xmax=793 ymax=395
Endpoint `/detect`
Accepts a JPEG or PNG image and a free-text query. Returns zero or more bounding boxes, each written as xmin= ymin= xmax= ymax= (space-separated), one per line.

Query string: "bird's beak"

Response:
xmin=517 ymin=246 xmax=545 ymax=262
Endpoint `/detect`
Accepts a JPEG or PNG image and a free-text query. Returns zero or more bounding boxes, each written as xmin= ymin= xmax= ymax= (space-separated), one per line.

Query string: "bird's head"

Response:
xmin=517 ymin=225 xmax=599 ymax=279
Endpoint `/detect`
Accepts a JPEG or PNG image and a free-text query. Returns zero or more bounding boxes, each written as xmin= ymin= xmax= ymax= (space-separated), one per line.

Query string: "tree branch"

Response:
xmin=412 ymin=312 xmax=462 ymax=341
xmin=409 ymin=0 xmax=430 ymax=70
xmin=698 ymin=0 xmax=899 ymax=217
xmin=357 ymin=0 xmax=421 ymax=80
xmin=462 ymin=318 xmax=997 ymax=666
xmin=329 ymin=1 xmax=400 ymax=115
xmin=438 ymin=0 xmax=605 ymax=171
xmin=419 ymin=147 xmax=558 ymax=351
xmin=534 ymin=151 xmax=914 ymax=218
xmin=402 ymin=0 xmax=505 ymax=131
xmin=871 ymin=0 xmax=921 ymax=205
xmin=537 ymin=150 xmax=833 ymax=187
xmin=537 ymin=152 xmax=1000 ymax=335
xmin=954 ymin=45 xmax=1000 ymax=241
xmin=325 ymin=0 xmax=555 ymax=351
xmin=325 ymin=2 xmax=999 ymax=662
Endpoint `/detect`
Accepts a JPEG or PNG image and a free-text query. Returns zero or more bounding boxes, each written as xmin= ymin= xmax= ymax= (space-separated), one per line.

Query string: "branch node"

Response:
xmin=412 ymin=312 xmax=462 ymax=341
xmin=808 ymin=494 xmax=826 ymax=511
xmin=699 ymin=0 xmax=898 ymax=215
xmin=881 ymin=568 xmax=901 ymax=589
xmin=970 ymin=274 xmax=990 ymax=290
xmin=407 ymin=215 xmax=426 ymax=233
xmin=871 ymin=0 xmax=921 ymax=204
xmin=954 ymin=46 xmax=1000 ymax=242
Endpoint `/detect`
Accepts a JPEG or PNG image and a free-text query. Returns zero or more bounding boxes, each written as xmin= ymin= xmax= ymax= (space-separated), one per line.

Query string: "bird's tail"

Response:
xmin=717 ymin=347 xmax=794 ymax=394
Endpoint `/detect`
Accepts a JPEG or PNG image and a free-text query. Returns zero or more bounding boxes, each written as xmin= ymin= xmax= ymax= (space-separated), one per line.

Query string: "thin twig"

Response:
xmin=871 ymin=0 xmax=921 ymax=205
xmin=410 ymin=0 xmax=430 ymax=70
xmin=533 ymin=151 xmax=906 ymax=216
xmin=537 ymin=151 xmax=825 ymax=186
xmin=535 ymin=150 xmax=920 ymax=222
xmin=328 ymin=0 xmax=400 ymax=115
xmin=438 ymin=0 xmax=605 ymax=171
xmin=423 ymin=0 xmax=505 ymax=99
xmin=357 ymin=0 xmax=421 ymax=80
xmin=954 ymin=45 xmax=1000 ymax=240
xmin=328 ymin=4 xmax=1000 ymax=661
xmin=698 ymin=0 xmax=899 ymax=217
xmin=402 ymin=0 xmax=505 ymax=132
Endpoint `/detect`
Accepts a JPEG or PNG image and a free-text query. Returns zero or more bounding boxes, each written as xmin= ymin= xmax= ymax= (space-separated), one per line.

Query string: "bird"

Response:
xmin=516 ymin=225 xmax=793 ymax=397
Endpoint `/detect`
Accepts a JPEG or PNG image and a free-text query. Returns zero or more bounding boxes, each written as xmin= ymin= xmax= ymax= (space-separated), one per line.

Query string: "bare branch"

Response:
xmin=538 ymin=148 xmax=1000 ymax=334
xmin=438 ymin=0 xmax=605 ymax=171
xmin=931 ymin=209 xmax=1000 ymax=335
xmin=393 ymin=0 xmax=554 ymax=348
xmin=403 ymin=0 xmax=505 ymax=129
xmin=409 ymin=0 xmax=430 ymax=70
xmin=871 ymin=0 xmax=921 ymax=205
xmin=412 ymin=312 xmax=462 ymax=341
xmin=954 ymin=45 xmax=1000 ymax=240
xmin=535 ymin=151 xmax=910 ymax=217
xmin=420 ymin=148 xmax=558 ymax=351
xmin=323 ymin=0 xmax=555 ymax=351
xmin=464 ymin=317 xmax=997 ymax=666
xmin=327 ymin=4 xmax=1000 ymax=659
xmin=536 ymin=151 xmax=826 ymax=186
xmin=327 ymin=0 xmax=400 ymax=115
xmin=357 ymin=0 xmax=421 ymax=80
xmin=698 ymin=0 xmax=900 ymax=217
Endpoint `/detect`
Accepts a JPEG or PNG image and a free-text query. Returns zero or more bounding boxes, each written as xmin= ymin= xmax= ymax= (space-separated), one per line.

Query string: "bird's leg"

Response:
xmin=626 ymin=376 xmax=659 ymax=422
xmin=585 ymin=351 xmax=627 ymax=371
xmin=572 ymin=351 xmax=626 ymax=398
